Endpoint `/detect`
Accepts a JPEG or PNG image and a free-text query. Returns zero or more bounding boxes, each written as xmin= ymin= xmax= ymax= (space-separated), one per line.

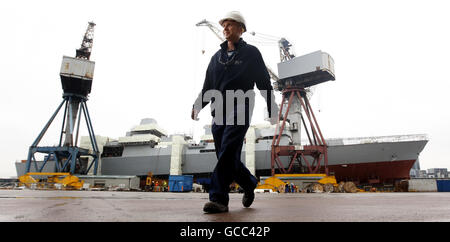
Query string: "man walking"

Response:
xmin=192 ymin=11 xmax=278 ymax=213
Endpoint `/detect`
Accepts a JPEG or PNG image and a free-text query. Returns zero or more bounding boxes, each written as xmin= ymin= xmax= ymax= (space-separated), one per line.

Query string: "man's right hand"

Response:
xmin=191 ymin=108 xmax=200 ymax=121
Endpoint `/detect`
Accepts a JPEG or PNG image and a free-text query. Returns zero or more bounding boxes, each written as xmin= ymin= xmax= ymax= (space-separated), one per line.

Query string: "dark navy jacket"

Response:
xmin=193 ymin=38 xmax=276 ymax=119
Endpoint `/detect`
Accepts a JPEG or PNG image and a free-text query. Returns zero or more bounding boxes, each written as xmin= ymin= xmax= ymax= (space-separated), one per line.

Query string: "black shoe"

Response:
xmin=203 ymin=201 xmax=229 ymax=213
xmin=242 ymin=190 xmax=255 ymax=208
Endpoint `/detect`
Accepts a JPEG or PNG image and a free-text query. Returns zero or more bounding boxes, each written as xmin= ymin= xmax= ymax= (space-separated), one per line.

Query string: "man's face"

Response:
xmin=221 ymin=20 xmax=243 ymax=41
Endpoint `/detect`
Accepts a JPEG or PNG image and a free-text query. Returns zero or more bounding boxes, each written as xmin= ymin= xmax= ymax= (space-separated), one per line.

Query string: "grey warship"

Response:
xmin=16 ymin=117 xmax=428 ymax=185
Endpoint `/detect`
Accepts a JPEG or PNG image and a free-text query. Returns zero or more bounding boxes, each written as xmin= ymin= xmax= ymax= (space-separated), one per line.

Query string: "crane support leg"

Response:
xmin=271 ymin=87 xmax=328 ymax=176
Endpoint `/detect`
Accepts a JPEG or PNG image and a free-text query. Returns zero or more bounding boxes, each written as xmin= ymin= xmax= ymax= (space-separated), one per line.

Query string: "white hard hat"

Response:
xmin=219 ymin=11 xmax=246 ymax=32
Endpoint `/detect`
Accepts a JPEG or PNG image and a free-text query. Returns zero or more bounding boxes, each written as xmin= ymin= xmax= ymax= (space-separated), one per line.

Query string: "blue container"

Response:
xmin=169 ymin=175 xmax=193 ymax=192
xmin=436 ymin=180 xmax=450 ymax=192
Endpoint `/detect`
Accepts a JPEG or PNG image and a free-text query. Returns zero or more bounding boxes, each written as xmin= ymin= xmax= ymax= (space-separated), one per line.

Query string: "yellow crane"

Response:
xmin=19 ymin=173 xmax=84 ymax=190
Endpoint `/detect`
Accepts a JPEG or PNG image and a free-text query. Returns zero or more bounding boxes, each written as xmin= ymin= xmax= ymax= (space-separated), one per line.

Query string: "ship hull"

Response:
xmin=328 ymin=160 xmax=416 ymax=184
xmin=100 ymin=138 xmax=428 ymax=184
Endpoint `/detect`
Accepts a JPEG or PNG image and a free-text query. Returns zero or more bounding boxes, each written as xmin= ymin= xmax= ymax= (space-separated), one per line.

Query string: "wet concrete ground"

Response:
xmin=1 ymin=190 xmax=450 ymax=222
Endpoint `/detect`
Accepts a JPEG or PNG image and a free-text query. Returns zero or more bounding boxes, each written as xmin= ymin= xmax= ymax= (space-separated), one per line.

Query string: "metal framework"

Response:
xmin=271 ymin=87 xmax=328 ymax=176
xmin=25 ymin=94 xmax=100 ymax=175
xmin=76 ymin=22 xmax=96 ymax=60
xmin=278 ymin=37 xmax=295 ymax=62
xmin=24 ymin=22 xmax=99 ymax=176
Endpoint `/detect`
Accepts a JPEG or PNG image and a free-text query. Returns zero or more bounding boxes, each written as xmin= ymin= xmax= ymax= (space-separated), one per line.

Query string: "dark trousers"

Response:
xmin=209 ymin=122 xmax=258 ymax=206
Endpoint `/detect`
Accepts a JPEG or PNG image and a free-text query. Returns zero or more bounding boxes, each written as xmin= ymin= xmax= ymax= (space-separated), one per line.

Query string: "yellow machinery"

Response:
xmin=274 ymin=174 xmax=337 ymax=185
xmin=144 ymin=172 xmax=153 ymax=191
xmin=19 ymin=172 xmax=84 ymax=190
xmin=316 ymin=174 xmax=338 ymax=185
xmin=144 ymin=172 xmax=168 ymax=192
xmin=257 ymin=174 xmax=338 ymax=192
xmin=146 ymin=172 xmax=153 ymax=186
xmin=256 ymin=177 xmax=286 ymax=192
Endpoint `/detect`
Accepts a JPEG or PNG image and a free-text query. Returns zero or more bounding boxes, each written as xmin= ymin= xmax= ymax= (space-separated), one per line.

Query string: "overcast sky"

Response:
xmin=1 ymin=0 xmax=449 ymax=177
